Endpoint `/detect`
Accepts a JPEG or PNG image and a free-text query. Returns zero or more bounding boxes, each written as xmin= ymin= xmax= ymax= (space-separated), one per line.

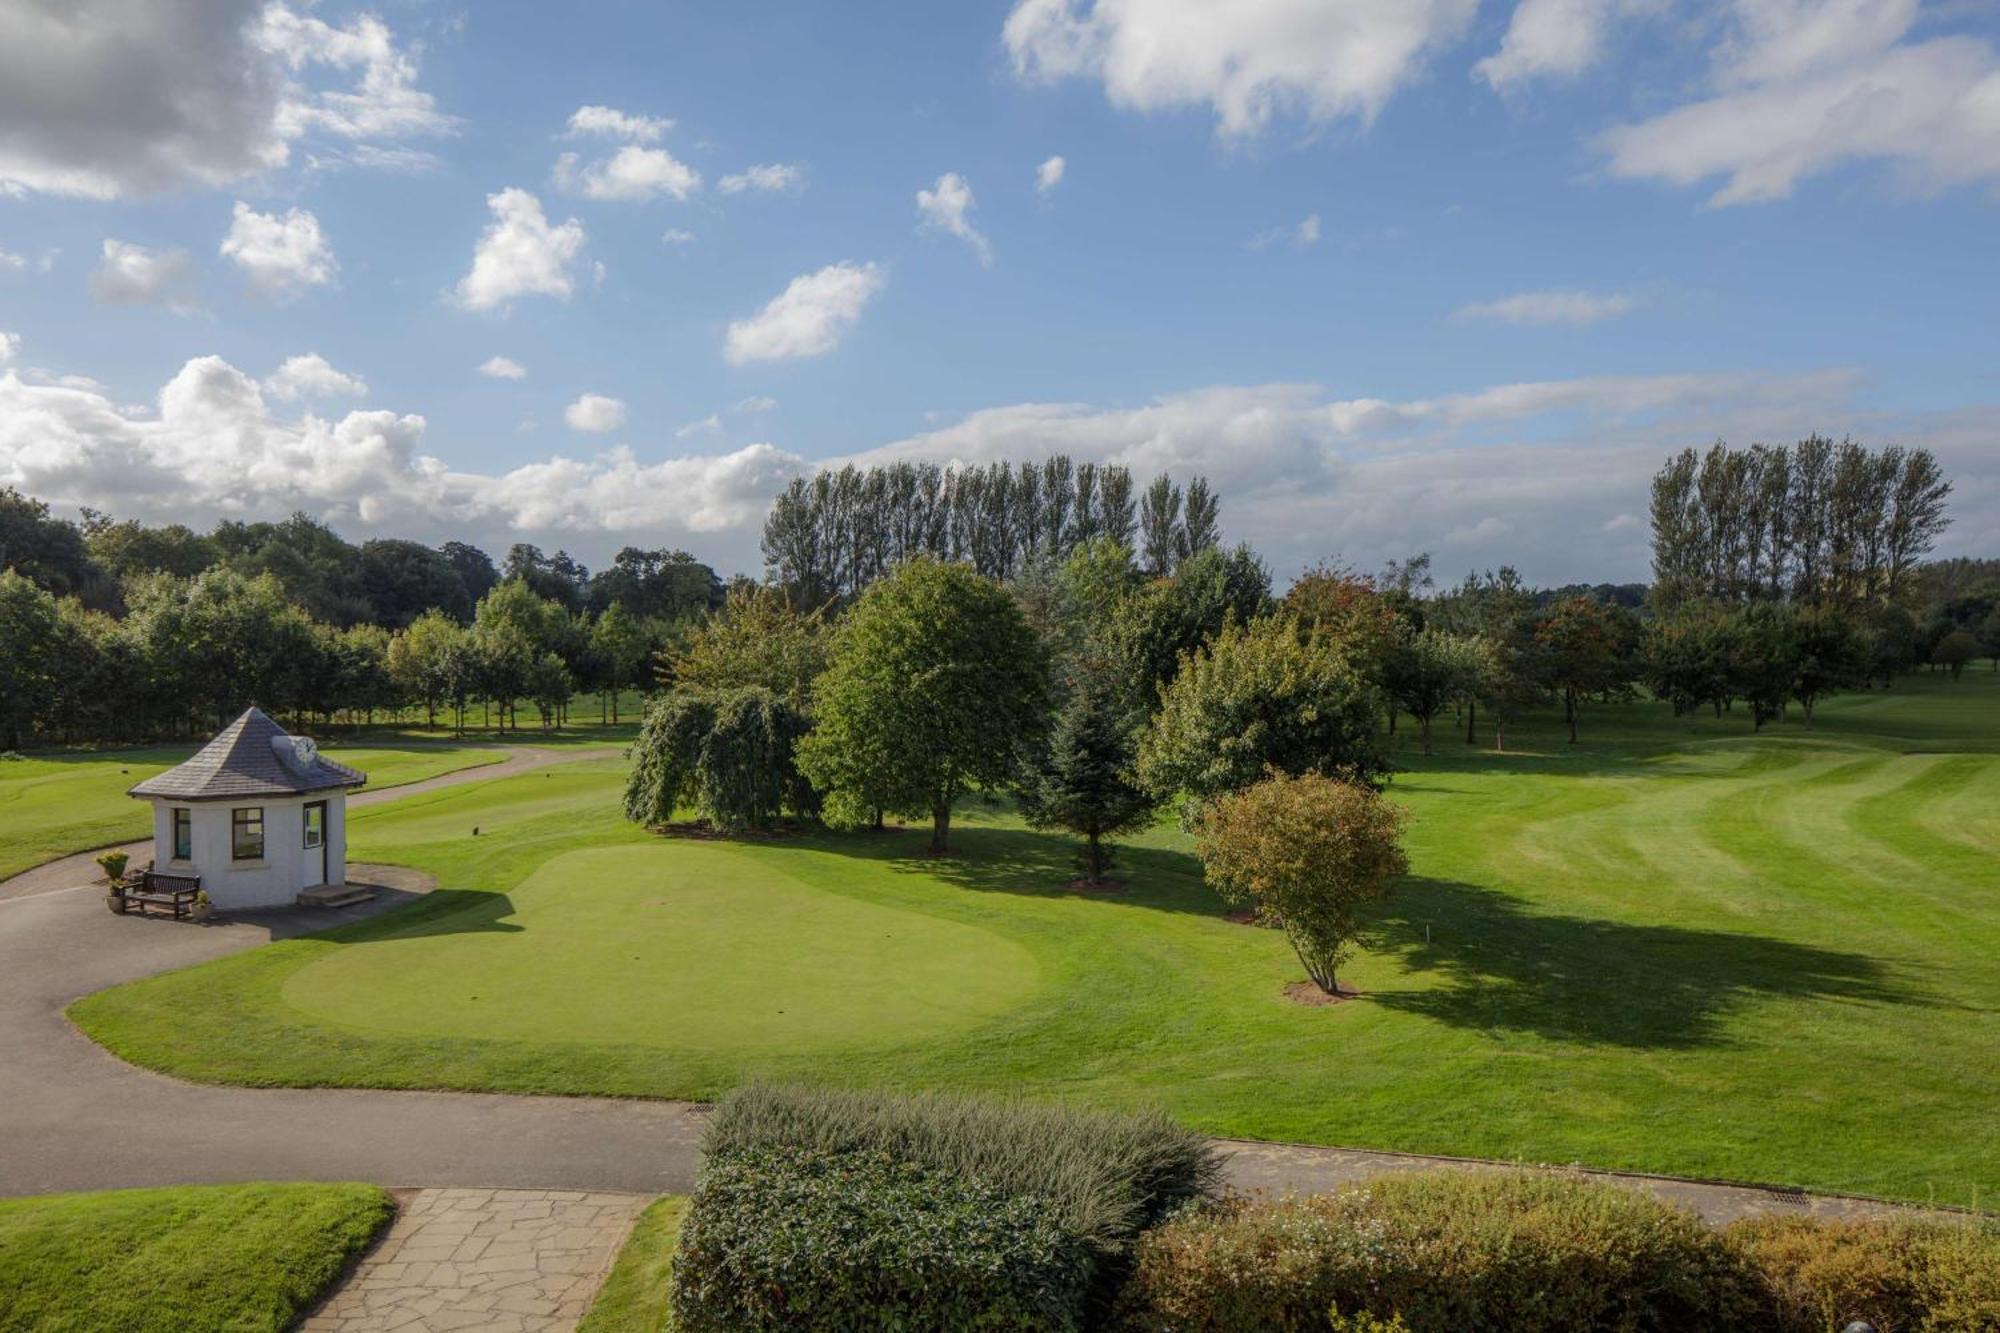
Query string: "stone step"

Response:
xmin=297 ymin=884 xmax=375 ymax=909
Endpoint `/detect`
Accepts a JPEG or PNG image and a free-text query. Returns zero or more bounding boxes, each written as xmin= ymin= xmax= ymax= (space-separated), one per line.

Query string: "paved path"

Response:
xmin=301 ymin=1189 xmax=649 ymax=1332
xmin=0 ymin=748 xmax=1946 ymax=1231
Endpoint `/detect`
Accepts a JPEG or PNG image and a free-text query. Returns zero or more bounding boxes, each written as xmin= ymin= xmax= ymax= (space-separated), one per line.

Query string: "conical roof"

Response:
xmin=128 ymin=707 xmax=368 ymax=801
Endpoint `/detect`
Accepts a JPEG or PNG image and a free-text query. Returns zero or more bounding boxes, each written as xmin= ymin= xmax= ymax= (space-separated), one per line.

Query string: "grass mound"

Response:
xmin=0 ymin=1181 xmax=392 ymax=1332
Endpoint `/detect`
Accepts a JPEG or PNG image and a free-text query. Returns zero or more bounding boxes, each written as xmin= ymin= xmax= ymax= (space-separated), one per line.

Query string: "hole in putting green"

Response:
xmin=279 ymin=844 xmax=1040 ymax=1051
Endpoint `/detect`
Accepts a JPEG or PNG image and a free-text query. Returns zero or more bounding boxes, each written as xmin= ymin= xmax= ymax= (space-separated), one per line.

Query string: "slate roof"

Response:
xmin=128 ymin=707 xmax=369 ymax=802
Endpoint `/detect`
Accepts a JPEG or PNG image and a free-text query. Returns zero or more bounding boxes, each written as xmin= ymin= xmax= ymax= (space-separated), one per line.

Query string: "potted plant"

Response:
xmin=97 ymin=851 xmax=130 ymax=913
xmin=190 ymin=890 xmax=214 ymax=924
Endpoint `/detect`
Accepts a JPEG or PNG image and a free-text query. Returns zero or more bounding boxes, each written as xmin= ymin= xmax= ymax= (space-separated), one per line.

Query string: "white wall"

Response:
xmin=147 ymin=791 xmax=348 ymax=910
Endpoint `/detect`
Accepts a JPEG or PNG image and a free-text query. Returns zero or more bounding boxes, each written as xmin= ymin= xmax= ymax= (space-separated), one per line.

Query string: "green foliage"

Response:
xmin=1114 ymin=1170 xmax=1760 ymax=1333
xmin=667 ymin=582 xmax=829 ymax=710
xmin=671 ymin=1146 xmax=1094 ymax=1332
xmin=1534 ymin=595 xmax=1633 ymax=743
xmin=1114 ymin=545 xmax=1272 ymax=709
xmin=1193 ymin=770 xmax=1408 ymax=994
xmin=625 ymin=687 xmax=814 ymax=831
xmin=798 ymin=557 xmax=1047 ymax=851
xmin=1932 ymin=627 xmax=1981 ymax=679
xmin=0 ymin=1182 xmax=391 ymax=1333
xmin=1382 ymin=627 xmax=1490 ymax=754
xmin=1138 ymin=613 xmax=1386 ymax=810
xmin=1018 ymin=658 xmax=1157 ymax=880
xmin=94 ymin=851 xmax=128 ymax=884
xmin=1727 ymin=1214 xmax=2000 ymax=1333
xmin=0 ymin=569 xmax=62 ymax=749
xmin=703 ymin=1084 xmax=1222 ymax=1261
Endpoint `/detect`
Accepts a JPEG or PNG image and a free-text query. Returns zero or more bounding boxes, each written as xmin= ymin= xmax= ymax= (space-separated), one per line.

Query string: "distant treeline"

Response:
xmin=1649 ymin=438 xmax=1951 ymax=609
xmin=762 ymin=457 xmax=1219 ymax=605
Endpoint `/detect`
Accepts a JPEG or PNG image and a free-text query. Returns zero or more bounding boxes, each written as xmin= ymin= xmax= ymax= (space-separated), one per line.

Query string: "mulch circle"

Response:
xmin=1285 ymin=981 xmax=1365 ymax=1007
xmin=1065 ymin=878 xmax=1125 ymax=895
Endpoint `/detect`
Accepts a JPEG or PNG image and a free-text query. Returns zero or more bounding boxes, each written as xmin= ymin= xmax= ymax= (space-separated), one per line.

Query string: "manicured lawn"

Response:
xmin=579 ymin=1197 xmax=686 ymax=1333
xmin=0 ymin=735 xmax=505 ymax=881
xmin=0 ymin=1182 xmax=391 ymax=1332
xmin=71 ymin=675 xmax=2000 ymax=1207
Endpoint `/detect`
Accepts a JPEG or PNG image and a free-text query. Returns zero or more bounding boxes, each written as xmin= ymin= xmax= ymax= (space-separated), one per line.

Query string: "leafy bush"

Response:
xmin=670 ymin=1146 xmax=1093 ymax=1332
xmin=623 ymin=686 xmax=814 ymax=831
xmin=1114 ymin=1170 xmax=1761 ymax=1332
xmin=1727 ymin=1213 xmax=2000 ymax=1332
xmin=702 ymin=1083 xmax=1222 ymax=1258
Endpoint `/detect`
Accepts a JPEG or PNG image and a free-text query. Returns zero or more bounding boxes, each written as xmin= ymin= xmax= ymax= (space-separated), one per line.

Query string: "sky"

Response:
xmin=1 ymin=0 xmax=1997 ymax=586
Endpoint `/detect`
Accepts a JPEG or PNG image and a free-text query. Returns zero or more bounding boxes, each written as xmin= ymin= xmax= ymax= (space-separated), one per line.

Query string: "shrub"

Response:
xmin=702 ymin=1083 xmax=1222 ymax=1259
xmin=1727 ymin=1213 xmax=2000 ymax=1332
xmin=669 ymin=1146 xmax=1094 ymax=1332
xmin=94 ymin=851 xmax=129 ymax=884
xmin=1114 ymin=1169 xmax=1760 ymax=1332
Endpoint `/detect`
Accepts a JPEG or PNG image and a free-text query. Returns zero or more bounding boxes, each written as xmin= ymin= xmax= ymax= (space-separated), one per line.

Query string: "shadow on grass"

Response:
xmin=312 ymin=889 xmax=524 ymax=944
xmin=1366 ymin=876 xmax=1932 ymax=1049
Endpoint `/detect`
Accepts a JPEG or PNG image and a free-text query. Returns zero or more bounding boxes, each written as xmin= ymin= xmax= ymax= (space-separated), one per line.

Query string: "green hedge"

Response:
xmin=702 ymin=1083 xmax=1222 ymax=1258
xmin=1727 ymin=1213 xmax=2000 ymax=1333
xmin=670 ymin=1146 xmax=1094 ymax=1332
xmin=1113 ymin=1170 xmax=1761 ymax=1332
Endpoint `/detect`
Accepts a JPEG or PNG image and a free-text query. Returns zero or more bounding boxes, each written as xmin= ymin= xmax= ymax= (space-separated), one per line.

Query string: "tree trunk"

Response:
xmin=1465 ymin=696 xmax=1476 ymax=745
xmin=872 ymin=807 xmax=885 ymax=832
xmin=1495 ymin=719 xmax=1507 ymax=753
xmin=1419 ymin=714 xmax=1432 ymax=756
xmin=1287 ymin=927 xmax=1338 ymax=996
xmin=1566 ymin=689 xmax=1578 ymax=744
xmin=1085 ymin=831 xmax=1104 ymax=880
xmin=930 ymin=803 xmax=951 ymax=854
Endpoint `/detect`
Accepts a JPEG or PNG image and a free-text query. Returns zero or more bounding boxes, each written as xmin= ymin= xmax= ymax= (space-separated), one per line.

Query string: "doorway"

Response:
xmin=303 ymin=801 xmax=328 ymax=887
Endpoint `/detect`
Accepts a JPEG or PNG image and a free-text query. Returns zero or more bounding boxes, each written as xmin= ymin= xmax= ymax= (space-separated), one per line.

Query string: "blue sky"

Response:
xmin=1 ymin=0 xmax=1996 ymax=583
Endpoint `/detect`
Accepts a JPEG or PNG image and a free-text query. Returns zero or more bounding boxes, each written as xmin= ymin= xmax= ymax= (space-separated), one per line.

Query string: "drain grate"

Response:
xmin=1766 ymin=1186 xmax=1809 ymax=1207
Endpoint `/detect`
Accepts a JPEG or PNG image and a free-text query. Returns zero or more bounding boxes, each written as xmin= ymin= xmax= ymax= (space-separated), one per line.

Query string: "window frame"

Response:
xmin=171 ymin=807 xmax=192 ymax=861
xmin=303 ymin=801 xmax=325 ymax=851
xmin=230 ymin=806 xmax=265 ymax=862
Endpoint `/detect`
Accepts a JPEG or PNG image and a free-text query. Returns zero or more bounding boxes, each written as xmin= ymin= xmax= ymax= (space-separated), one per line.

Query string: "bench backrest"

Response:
xmin=142 ymin=871 xmax=201 ymax=893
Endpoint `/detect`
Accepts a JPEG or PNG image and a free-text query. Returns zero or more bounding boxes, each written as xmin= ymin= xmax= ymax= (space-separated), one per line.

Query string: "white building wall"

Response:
xmin=147 ymin=791 xmax=349 ymax=910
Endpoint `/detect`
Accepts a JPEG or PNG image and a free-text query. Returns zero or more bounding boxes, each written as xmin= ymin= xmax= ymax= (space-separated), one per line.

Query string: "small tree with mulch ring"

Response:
xmin=1194 ymin=770 xmax=1408 ymax=997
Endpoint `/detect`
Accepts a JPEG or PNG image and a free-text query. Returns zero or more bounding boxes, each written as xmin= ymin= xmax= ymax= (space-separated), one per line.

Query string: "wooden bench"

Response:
xmin=115 ymin=870 xmax=202 ymax=920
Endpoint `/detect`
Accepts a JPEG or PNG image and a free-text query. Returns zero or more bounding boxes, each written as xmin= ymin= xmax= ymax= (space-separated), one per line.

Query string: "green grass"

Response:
xmin=0 ymin=1182 xmax=392 ymax=1332
xmin=579 ymin=1197 xmax=686 ymax=1333
xmin=0 ymin=736 xmax=506 ymax=880
xmin=70 ymin=674 xmax=2000 ymax=1207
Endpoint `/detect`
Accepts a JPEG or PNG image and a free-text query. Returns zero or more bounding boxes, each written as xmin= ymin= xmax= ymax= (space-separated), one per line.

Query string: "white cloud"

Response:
xmin=566 ymin=393 xmax=627 ymax=433
xmin=1597 ymin=0 xmax=2000 ymax=204
xmin=661 ymin=228 xmax=696 ymax=246
xmin=1036 ymin=154 xmax=1067 ymax=194
xmin=554 ymin=145 xmax=701 ymax=202
xmin=734 ymin=395 xmax=777 ymax=414
xmin=0 ymin=332 xmax=17 ymax=362
xmin=916 ymin=173 xmax=993 ymax=264
xmin=455 ymin=189 xmax=587 ymax=311
xmin=724 ymin=261 xmax=887 ymax=365
xmin=219 ymin=202 xmax=336 ymax=298
xmin=0 ymin=356 xmax=801 ymax=559
xmin=1476 ymin=0 xmax=1623 ymax=89
xmin=263 ymin=353 xmax=366 ymax=401
xmin=0 ymin=249 xmax=25 ymax=272
xmin=676 ymin=413 xmax=722 ymax=438
xmin=1251 ymin=213 xmax=1321 ymax=249
xmin=0 ymin=1 xmax=450 ymax=199
xmin=1003 ymin=0 xmax=1480 ymax=135
xmin=1453 ymin=289 xmax=1637 ymax=326
xmin=564 ymin=106 xmax=672 ymax=142
xmin=89 ymin=240 xmax=200 ymax=313
xmin=6 ymin=352 xmax=1996 ymax=582
xmin=479 ymin=356 xmax=527 ymax=380
xmin=719 ymin=163 xmax=803 ymax=195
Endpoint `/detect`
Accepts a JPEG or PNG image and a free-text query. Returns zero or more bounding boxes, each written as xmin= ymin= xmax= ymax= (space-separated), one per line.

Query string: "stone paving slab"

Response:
xmin=301 ymin=1188 xmax=650 ymax=1333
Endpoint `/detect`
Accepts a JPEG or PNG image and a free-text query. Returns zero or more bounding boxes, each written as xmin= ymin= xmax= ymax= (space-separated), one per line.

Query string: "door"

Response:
xmin=302 ymin=801 xmax=327 ymax=887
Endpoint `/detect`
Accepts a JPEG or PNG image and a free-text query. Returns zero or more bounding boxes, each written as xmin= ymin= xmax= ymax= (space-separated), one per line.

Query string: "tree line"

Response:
xmin=760 ymin=456 xmax=1219 ymax=606
xmin=1649 ymin=437 xmax=1951 ymax=608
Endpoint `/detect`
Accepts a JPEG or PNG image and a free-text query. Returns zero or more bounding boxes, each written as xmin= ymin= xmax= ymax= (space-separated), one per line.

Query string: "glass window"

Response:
xmin=303 ymin=803 xmax=324 ymax=850
xmin=172 ymin=808 xmax=192 ymax=861
xmin=231 ymin=807 xmax=264 ymax=861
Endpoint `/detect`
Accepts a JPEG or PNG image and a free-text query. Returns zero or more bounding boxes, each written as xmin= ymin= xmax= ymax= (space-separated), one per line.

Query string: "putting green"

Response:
xmin=279 ymin=844 xmax=1041 ymax=1051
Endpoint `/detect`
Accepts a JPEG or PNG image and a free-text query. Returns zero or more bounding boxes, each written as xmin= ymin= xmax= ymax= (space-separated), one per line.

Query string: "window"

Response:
xmin=303 ymin=803 xmax=324 ymax=850
xmin=231 ymin=807 xmax=264 ymax=861
xmin=172 ymin=808 xmax=192 ymax=861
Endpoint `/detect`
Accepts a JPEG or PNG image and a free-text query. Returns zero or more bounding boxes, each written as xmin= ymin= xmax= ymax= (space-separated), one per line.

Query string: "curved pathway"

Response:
xmin=0 ymin=750 xmax=1943 ymax=1226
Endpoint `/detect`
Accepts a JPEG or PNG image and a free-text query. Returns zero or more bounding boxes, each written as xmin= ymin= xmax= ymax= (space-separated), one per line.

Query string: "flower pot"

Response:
xmin=107 ymin=892 xmax=127 ymax=914
xmin=190 ymin=900 xmax=213 ymax=924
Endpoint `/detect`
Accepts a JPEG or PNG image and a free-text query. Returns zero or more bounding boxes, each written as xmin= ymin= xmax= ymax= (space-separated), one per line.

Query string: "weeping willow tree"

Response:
xmin=624 ymin=686 xmax=815 ymax=832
